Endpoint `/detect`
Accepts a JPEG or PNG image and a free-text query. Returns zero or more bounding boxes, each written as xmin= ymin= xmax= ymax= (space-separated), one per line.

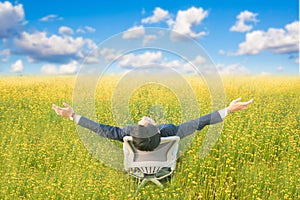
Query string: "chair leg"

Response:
xmin=134 ymin=178 xmax=164 ymax=197
xmin=134 ymin=179 xmax=148 ymax=197
xmin=150 ymin=178 xmax=164 ymax=188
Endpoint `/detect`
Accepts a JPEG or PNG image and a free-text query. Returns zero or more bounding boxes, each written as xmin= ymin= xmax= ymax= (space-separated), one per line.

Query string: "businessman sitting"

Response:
xmin=52 ymin=97 xmax=253 ymax=151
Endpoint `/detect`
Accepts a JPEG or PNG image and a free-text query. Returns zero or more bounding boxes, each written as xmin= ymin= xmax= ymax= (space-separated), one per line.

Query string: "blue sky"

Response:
xmin=0 ymin=0 xmax=299 ymax=75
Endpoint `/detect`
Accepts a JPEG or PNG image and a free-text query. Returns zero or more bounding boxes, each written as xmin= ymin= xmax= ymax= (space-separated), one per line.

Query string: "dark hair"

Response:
xmin=132 ymin=124 xmax=161 ymax=151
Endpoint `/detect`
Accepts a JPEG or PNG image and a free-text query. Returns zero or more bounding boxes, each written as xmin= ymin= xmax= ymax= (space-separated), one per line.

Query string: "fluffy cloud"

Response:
xmin=184 ymin=55 xmax=206 ymax=68
xmin=58 ymin=61 xmax=78 ymax=74
xmin=0 ymin=1 xmax=25 ymax=38
xmin=236 ymin=21 xmax=299 ymax=55
xmin=59 ymin=26 xmax=74 ymax=35
xmin=124 ymin=7 xmax=208 ymax=41
xmin=41 ymin=61 xmax=78 ymax=74
xmin=181 ymin=55 xmax=210 ymax=73
xmin=122 ymin=26 xmax=145 ymax=39
xmin=161 ymin=60 xmax=182 ymax=68
xmin=171 ymin=7 xmax=208 ymax=40
xmin=118 ymin=51 xmax=162 ymax=68
xmin=100 ymin=48 xmax=122 ymax=62
xmin=230 ymin=11 xmax=258 ymax=32
xmin=141 ymin=7 xmax=170 ymax=24
xmin=84 ymin=26 xmax=96 ymax=33
xmin=0 ymin=49 xmax=10 ymax=62
xmin=0 ymin=2 xmax=98 ymax=65
xmin=39 ymin=14 xmax=63 ymax=22
xmin=11 ymin=59 xmax=24 ymax=73
xmin=76 ymin=26 xmax=96 ymax=33
xmin=41 ymin=64 xmax=58 ymax=74
xmin=217 ymin=63 xmax=250 ymax=74
xmin=13 ymin=31 xmax=96 ymax=63
xmin=143 ymin=34 xmax=157 ymax=45
xmin=117 ymin=51 xmax=214 ymax=74
xmin=114 ymin=50 xmax=218 ymax=74
xmin=103 ymin=50 xmax=225 ymax=74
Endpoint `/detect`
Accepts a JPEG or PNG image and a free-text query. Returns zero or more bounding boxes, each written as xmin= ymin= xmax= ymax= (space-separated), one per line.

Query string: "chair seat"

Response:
xmin=123 ymin=136 xmax=180 ymax=196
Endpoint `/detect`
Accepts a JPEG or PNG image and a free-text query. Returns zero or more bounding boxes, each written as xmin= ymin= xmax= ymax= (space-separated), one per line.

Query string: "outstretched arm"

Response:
xmin=174 ymin=97 xmax=254 ymax=138
xmin=52 ymin=103 xmax=126 ymax=141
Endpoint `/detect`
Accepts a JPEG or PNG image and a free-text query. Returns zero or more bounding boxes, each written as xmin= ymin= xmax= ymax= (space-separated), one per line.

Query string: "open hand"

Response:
xmin=52 ymin=102 xmax=74 ymax=118
xmin=227 ymin=97 xmax=254 ymax=114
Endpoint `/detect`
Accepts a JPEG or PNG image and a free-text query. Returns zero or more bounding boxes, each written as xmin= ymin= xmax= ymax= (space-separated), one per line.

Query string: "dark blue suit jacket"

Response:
xmin=77 ymin=111 xmax=223 ymax=142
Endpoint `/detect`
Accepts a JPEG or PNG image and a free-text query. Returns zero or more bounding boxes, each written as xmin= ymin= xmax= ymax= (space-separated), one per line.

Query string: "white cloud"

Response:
xmin=13 ymin=31 xmax=96 ymax=63
xmin=141 ymin=7 xmax=170 ymax=24
xmin=118 ymin=51 xmax=162 ymax=68
xmin=0 ymin=49 xmax=10 ymax=62
xmin=83 ymin=57 xmax=98 ymax=63
xmin=59 ymin=61 xmax=78 ymax=74
xmin=0 ymin=1 xmax=25 ymax=38
xmin=277 ymin=66 xmax=284 ymax=71
xmin=171 ymin=7 xmax=208 ymax=40
xmin=143 ymin=34 xmax=157 ymax=45
xmin=122 ymin=25 xmax=145 ymax=39
xmin=41 ymin=61 xmax=78 ymax=74
xmin=76 ymin=29 xmax=85 ymax=34
xmin=41 ymin=64 xmax=58 ymax=74
xmin=161 ymin=60 xmax=182 ymax=68
xmin=84 ymin=26 xmax=96 ymax=33
xmin=217 ymin=63 xmax=250 ymax=74
xmin=77 ymin=26 xmax=96 ymax=33
xmin=84 ymin=38 xmax=98 ymax=49
xmin=183 ymin=55 xmax=208 ymax=73
xmin=124 ymin=7 xmax=209 ymax=42
xmin=39 ymin=14 xmax=63 ymax=22
xmin=184 ymin=55 xmax=206 ymax=68
xmin=100 ymin=48 xmax=122 ymax=62
xmin=230 ymin=10 xmax=258 ymax=32
xmin=11 ymin=59 xmax=23 ymax=73
xmin=295 ymin=57 xmax=299 ymax=64
xmin=167 ymin=19 xmax=175 ymax=27
xmin=111 ymin=51 xmax=217 ymax=74
xmin=100 ymin=48 xmax=183 ymax=68
xmin=59 ymin=26 xmax=74 ymax=35
xmin=116 ymin=55 xmax=249 ymax=75
xmin=235 ymin=21 xmax=299 ymax=55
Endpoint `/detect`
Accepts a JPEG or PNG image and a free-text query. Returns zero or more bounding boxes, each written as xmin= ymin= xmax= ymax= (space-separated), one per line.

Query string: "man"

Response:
xmin=52 ymin=97 xmax=253 ymax=151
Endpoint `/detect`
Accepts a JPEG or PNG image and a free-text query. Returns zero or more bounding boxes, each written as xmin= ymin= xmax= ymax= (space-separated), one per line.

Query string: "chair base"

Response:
xmin=131 ymin=169 xmax=174 ymax=196
xmin=134 ymin=178 xmax=164 ymax=197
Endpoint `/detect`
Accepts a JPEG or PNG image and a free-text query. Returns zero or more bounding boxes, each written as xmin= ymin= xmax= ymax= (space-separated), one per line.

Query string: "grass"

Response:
xmin=0 ymin=75 xmax=299 ymax=199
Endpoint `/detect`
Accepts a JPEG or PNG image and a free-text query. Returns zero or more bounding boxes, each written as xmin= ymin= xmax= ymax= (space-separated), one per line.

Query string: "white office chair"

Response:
xmin=123 ymin=136 xmax=180 ymax=195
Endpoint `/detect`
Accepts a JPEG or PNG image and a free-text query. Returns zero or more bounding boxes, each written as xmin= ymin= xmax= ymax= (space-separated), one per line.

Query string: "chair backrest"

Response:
xmin=123 ymin=136 xmax=180 ymax=175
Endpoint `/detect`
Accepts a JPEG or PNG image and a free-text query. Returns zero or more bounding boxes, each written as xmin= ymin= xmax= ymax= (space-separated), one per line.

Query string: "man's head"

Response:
xmin=132 ymin=116 xmax=161 ymax=151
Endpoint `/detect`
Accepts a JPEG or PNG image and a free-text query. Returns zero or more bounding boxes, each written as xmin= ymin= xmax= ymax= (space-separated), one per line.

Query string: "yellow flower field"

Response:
xmin=0 ymin=75 xmax=299 ymax=199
